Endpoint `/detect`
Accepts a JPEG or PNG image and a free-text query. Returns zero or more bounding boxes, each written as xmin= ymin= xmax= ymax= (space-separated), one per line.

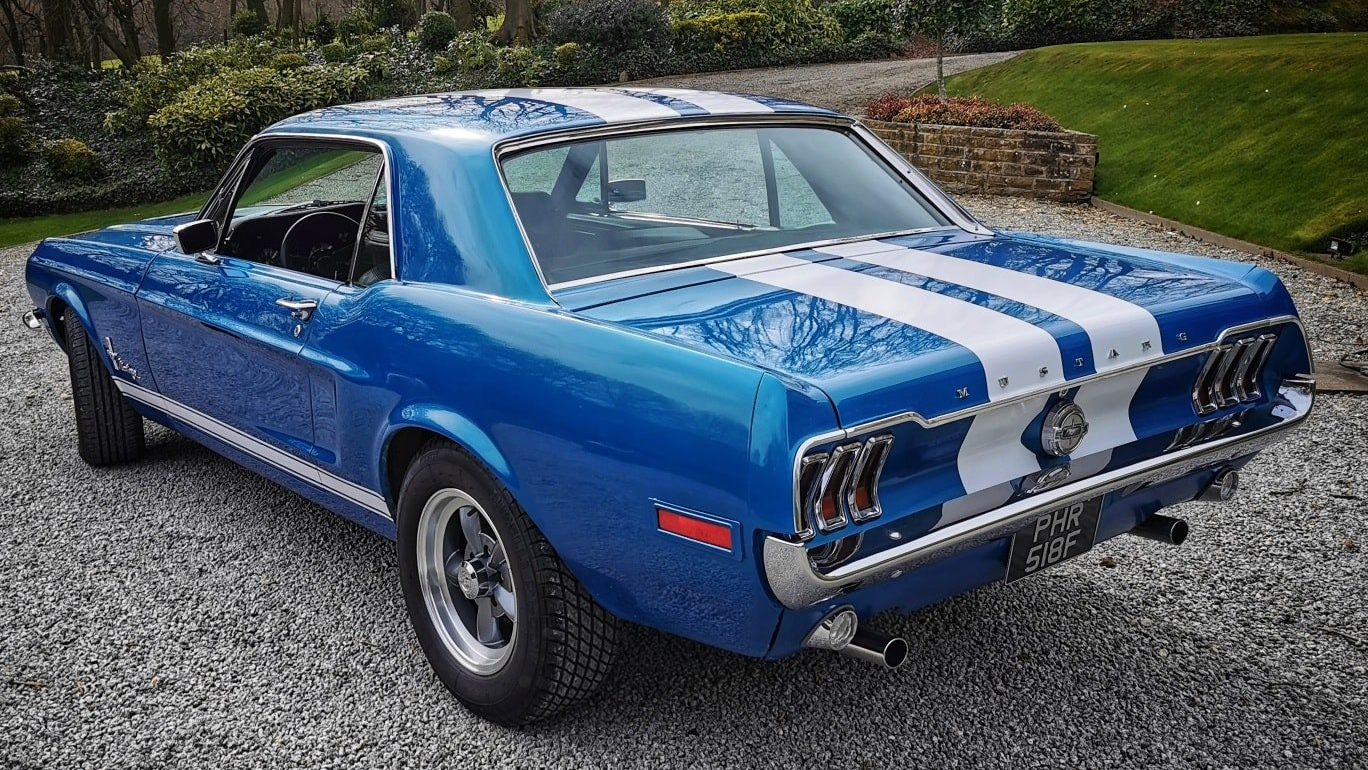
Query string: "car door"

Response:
xmin=136 ymin=138 xmax=386 ymax=472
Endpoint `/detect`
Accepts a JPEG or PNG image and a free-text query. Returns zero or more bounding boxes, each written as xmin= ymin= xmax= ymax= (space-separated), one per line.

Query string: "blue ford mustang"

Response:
xmin=23 ymin=88 xmax=1314 ymax=725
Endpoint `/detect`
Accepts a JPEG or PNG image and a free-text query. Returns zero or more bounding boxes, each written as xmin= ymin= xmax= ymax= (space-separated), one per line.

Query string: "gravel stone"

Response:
xmin=3 ymin=199 xmax=1366 ymax=768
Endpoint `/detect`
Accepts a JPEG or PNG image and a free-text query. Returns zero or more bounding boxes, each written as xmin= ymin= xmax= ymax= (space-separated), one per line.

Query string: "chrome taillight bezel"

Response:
xmin=1193 ymin=332 xmax=1278 ymax=415
xmin=796 ymin=434 xmax=894 ymax=537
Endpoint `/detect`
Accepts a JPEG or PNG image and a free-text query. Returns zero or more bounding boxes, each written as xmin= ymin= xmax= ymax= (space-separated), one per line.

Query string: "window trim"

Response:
xmin=197 ymin=132 xmax=399 ymax=284
xmin=491 ymin=114 xmax=991 ymax=292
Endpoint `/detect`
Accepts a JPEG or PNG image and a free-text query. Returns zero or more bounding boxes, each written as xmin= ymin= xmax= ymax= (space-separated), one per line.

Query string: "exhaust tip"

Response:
xmin=882 ymin=636 xmax=909 ymax=669
xmin=1198 ymin=468 xmax=1239 ymax=502
xmin=1129 ymin=513 xmax=1190 ymax=546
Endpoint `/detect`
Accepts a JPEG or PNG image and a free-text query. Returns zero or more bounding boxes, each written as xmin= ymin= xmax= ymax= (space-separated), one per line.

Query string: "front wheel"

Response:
xmin=395 ymin=439 xmax=619 ymax=726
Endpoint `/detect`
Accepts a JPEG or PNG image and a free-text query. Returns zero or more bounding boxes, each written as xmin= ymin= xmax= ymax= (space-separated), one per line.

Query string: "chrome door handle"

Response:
xmin=274 ymin=297 xmax=318 ymax=321
xmin=195 ymin=253 xmax=222 ymax=266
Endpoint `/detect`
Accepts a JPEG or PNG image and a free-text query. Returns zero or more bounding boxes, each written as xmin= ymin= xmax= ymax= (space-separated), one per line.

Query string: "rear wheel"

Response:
xmin=395 ymin=439 xmax=619 ymax=726
xmin=63 ymin=312 xmax=144 ymax=466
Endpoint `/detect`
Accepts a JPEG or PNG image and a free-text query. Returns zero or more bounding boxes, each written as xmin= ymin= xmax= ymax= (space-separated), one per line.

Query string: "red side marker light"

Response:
xmin=657 ymin=507 xmax=733 ymax=551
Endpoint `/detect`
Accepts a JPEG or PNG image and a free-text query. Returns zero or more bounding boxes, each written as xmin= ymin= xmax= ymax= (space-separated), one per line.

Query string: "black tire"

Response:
xmin=396 ymin=439 xmax=619 ymax=726
xmin=63 ymin=312 xmax=145 ymax=466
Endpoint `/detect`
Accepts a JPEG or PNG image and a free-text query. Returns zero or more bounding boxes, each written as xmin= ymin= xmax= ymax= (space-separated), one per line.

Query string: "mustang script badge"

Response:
xmin=1041 ymin=401 xmax=1089 ymax=457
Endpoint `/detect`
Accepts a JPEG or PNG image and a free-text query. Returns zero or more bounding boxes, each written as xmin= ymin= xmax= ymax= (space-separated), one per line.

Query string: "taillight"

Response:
xmin=1193 ymin=333 xmax=1277 ymax=414
xmin=798 ymin=434 xmax=894 ymax=535
xmin=848 ymin=435 xmax=893 ymax=522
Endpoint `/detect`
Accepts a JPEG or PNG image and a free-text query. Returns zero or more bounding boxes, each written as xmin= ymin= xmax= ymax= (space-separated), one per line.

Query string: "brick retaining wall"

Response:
xmin=864 ymin=119 xmax=1099 ymax=203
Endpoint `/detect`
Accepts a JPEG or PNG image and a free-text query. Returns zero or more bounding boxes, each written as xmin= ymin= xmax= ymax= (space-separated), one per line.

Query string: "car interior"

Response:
xmin=212 ymin=145 xmax=392 ymax=286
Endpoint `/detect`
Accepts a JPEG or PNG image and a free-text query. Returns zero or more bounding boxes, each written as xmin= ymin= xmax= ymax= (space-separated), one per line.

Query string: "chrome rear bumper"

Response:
xmin=763 ymin=377 xmax=1315 ymax=609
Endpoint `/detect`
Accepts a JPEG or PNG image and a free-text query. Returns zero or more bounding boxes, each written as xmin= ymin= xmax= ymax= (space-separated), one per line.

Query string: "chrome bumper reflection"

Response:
xmin=763 ymin=377 xmax=1315 ymax=609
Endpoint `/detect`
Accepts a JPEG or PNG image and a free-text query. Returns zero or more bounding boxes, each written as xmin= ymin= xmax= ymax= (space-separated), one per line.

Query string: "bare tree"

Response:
xmin=152 ymin=0 xmax=175 ymax=57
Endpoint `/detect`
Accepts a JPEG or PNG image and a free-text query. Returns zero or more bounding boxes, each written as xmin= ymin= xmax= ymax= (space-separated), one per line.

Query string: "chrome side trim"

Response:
xmin=112 ymin=379 xmax=392 ymax=519
xmin=765 ymin=377 xmax=1314 ymax=609
xmin=787 ymin=315 xmax=1307 ymax=537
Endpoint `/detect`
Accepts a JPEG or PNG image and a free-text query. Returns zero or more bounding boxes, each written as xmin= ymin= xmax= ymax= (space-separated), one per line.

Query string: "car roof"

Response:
xmin=264 ymin=88 xmax=839 ymax=145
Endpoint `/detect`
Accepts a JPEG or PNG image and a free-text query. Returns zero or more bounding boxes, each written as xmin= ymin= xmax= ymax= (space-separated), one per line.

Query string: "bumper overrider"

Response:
xmin=763 ymin=376 xmax=1315 ymax=610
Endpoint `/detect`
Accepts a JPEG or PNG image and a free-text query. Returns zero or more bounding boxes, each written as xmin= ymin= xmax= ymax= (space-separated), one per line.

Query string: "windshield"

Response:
xmin=500 ymin=126 xmax=952 ymax=286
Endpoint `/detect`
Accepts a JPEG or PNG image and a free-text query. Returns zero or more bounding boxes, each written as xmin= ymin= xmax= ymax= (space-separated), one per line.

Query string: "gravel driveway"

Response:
xmin=628 ymin=52 xmax=1020 ymax=115
xmin=3 ymin=195 xmax=1366 ymax=769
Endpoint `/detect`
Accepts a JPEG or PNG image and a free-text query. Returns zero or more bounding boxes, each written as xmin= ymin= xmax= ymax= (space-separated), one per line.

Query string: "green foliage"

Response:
xmin=1172 ymin=0 xmax=1270 ymax=37
xmin=0 ymin=116 xmax=32 ymax=164
xmin=554 ymin=41 xmax=582 ymax=66
xmin=361 ymin=34 xmax=391 ymax=52
xmin=270 ymin=52 xmax=310 ymax=69
xmin=419 ymin=11 xmax=462 ymax=50
xmin=495 ymin=46 xmax=552 ymax=86
xmin=305 ymin=10 xmax=337 ymax=43
xmin=147 ymin=65 xmax=368 ymax=168
xmin=362 ymin=0 xmax=419 ymax=30
xmin=672 ymin=12 xmax=774 ymax=55
xmin=825 ymin=0 xmax=898 ymax=38
xmin=231 ymin=10 xmax=269 ymax=37
xmin=547 ymin=0 xmax=669 ymax=54
xmin=338 ymin=6 xmax=377 ymax=41
xmin=0 ymin=93 xmax=20 ymax=117
xmin=41 ymin=138 xmax=101 ymax=178
xmin=670 ymin=0 xmax=845 ymax=51
xmin=115 ymin=37 xmax=294 ymax=127
xmin=321 ymin=41 xmax=349 ymax=62
xmin=448 ymin=31 xmax=499 ymax=70
xmin=895 ymin=0 xmax=994 ymax=41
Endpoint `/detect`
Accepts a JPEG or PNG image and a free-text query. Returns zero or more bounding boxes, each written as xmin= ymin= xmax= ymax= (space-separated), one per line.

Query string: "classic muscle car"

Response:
xmin=24 ymin=88 xmax=1314 ymax=725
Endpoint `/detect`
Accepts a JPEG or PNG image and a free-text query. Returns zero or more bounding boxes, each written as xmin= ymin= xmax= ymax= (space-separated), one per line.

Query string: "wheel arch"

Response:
xmin=44 ymin=283 xmax=92 ymax=353
xmin=380 ymin=405 xmax=518 ymax=514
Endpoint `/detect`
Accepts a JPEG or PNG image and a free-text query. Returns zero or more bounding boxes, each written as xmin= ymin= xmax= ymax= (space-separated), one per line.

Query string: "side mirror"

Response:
xmin=173 ymin=218 xmax=219 ymax=255
xmin=605 ymin=179 xmax=646 ymax=203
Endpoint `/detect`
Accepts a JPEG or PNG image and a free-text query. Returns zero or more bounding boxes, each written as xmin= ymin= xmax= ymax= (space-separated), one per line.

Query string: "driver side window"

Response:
xmin=221 ymin=143 xmax=384 ymax=283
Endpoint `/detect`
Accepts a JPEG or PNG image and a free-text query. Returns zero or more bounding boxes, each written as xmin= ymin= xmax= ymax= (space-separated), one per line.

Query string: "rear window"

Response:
xmin=500 ymin=126 xmax=951 ymax=286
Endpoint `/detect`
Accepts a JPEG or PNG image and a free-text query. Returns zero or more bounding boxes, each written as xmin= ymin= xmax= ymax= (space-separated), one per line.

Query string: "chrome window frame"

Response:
xmin=490 ymin=114 xmax=992 ymax=294
xmin=197 ymin=131 xmax=400 ymax=285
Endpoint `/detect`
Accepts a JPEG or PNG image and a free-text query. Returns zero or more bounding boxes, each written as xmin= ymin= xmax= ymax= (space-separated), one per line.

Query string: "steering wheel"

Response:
xmin=280 ymin=211 xmax=359 ymax=276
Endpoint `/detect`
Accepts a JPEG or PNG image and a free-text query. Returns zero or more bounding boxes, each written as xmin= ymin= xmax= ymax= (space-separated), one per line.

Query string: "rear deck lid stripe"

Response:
xmin=625 ymin=88 xmax=776 ymax=115
xmin=712 ymin=253 xmax=1065 ymax=401
xmin=818 ymin=240 xmax=1165 ymax=371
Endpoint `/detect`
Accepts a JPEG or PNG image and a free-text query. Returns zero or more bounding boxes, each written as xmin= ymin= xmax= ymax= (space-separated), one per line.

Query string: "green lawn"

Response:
xmin=941 ymin=34 xmax=1368 ymax=271
xmin=0 ymin=192 xmax=207 ymax=249
xmin=0 ymin=147 xmax=373 ymax=250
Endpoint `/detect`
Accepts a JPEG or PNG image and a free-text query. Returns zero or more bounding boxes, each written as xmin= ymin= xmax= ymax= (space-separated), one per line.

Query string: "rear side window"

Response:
xmin=500 ymin=126 xmax=950 ymax=286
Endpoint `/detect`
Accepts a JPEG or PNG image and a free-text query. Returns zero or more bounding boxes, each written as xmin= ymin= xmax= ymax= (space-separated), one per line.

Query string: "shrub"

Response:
xmin=147 ymin=64 xmax=368 ymax=168
xmin=670 ymin=0 xmax=845 ymax=52
xmin=672 ymin=12 xmax=774 ymax=55
xmin=305 ymin=10 xmax=336 ymax=43
xmin=0 ymin=115 xmax=32 ymax=164
xmin=838 ymin=30 xmax=907 ymax=58
xmin=231 ymin=9 xmax=269 ymax=37
xmin=547 ymin=0 xmax=670 ymax=53
xmin=448 ymin=31 xmax=499 ymax=71
xmin=419 ymin=10 xmax=462 ymax=50
xmin=0 ymin=93 xmax=20 ymax=116
xmin=115 ymin=37 xmax=294 ymax=127
xmin=361 ymin=34 xmax=391 ymax=52
xmin=362 ymin=0 xmax=419 ymax=30
xmin=1172 ymin=0 xmax=1269 ymax=37
xmin=825 ymin=0 xmax=898 ymax=38
xmin=338 ymin=6 xmax=377 ymax=41
xmin=496 ymin=46 xmax=553 ymax=86
xmin=270 ymin=52 xmax=309 ymax=69
xmin=41 ymin=138 xmax=101 ymax=178
xmin=867 ymin=94 xmax=1063 ymax=131
xmin=321 ymin=40 xmax=348 ymax=62
xmin=554 ymin=41 xmax=582 ymax=66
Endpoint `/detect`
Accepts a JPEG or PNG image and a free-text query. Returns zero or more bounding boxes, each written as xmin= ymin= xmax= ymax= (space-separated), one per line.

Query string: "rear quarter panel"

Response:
xmin=307 ymin=282 xmax=799 ymax=656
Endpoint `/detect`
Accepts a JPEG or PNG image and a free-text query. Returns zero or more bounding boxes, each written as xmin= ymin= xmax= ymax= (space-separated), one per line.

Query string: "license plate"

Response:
xmin=1005 ymin=498 xmax=1103 ymax=584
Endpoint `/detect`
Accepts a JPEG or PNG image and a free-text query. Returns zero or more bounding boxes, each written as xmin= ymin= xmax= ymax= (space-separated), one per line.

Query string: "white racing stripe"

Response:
xmin=484 ymin=88 xmax=680 ymax=122
xmin=114 ymin=379 xmax=391 ymax=518
xmin=820 ymin=240 xmax=1165 ymax=371
xmin=627 ymin=88 xmax=775 ymax=114
xmin=715 ymin=253 xmax=1065 ymax=401
xmin=956 ymin=393 xmax=1051 ymax=495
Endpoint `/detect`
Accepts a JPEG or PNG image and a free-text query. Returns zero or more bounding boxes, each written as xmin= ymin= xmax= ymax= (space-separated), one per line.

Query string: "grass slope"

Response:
xmin=942 ymin=34 xmax=1368 ymax=269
